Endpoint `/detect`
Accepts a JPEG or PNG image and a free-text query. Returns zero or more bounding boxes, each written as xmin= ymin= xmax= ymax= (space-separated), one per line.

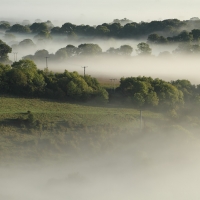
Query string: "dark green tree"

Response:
xmin=136 ymin=42 xmax=152 ymax=56
xmin=119 ymin=45 xmax=133 ymax=56
xmin=30 ymin=22 xmax=49 ymax=33
xmin=8 ymin=24 xmax=31 ymax=34
xmin=77 ymin=44 xmax=102 ymax=55
xmin=0 ymin=40 xmax=12 ymax=63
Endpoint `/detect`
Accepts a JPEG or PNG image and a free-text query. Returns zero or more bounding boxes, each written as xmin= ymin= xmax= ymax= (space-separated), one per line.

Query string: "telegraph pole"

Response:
xmin=45 ymin=57 xmax=49 ymax=68
xmin=82 ymin=66 xmax=88 ymax=77
xmin=113 ymin=78 xmax=117 ymax=93
xmin=140 ymin=109 xmax=143 ymax=131
xmin=13 ymin=52 xmax=18 ymax=62
xmin=110 ymin=79 xmax=117 ymax=92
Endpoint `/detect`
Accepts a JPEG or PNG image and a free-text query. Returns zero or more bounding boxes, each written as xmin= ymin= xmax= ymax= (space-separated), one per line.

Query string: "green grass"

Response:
xmin=0 ymin=95 xmax=163 ymax=127
xmin=1 ymin=95 xmax=200 ymax=165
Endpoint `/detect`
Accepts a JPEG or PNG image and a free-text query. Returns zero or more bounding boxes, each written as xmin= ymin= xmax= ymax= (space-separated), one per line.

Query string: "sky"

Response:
xmin=1 ymin=0 xmax=200 ymax=25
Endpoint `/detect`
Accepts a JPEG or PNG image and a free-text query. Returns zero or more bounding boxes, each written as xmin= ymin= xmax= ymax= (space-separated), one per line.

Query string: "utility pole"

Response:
xmin=13 ymin=52 xmax=18 ymax=62
xmin=110 ymin=79 xmax=117 ymax=92
xmin=140 ymin=109 xmax=143 ymax=131
xmin=82 ymin=66 xmax=88 ymax=77
xmin=113 ymin=79 xmax=117 ymax=93
xmin=45 ymin=57 xmax=49 ymax=68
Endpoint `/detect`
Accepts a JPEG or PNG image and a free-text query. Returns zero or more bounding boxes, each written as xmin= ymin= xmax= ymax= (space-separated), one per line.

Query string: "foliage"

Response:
xmin=0 ymin=40 xmax=12 ymax=63
xmin=136 ymin=42 xmax=152 ymax=56
xmin=77 ymin=43 xmax=102 ymax=55
xmin=0 ymin=60 xmax=108 ymax=103
xmin=118 ymin=76 xmax=183 ymax=109
xmin=8 ymin=24 xmax=31 ymax=33
xmin=29 ymin=22 xmax=49 ymax=33
xmin=19 ymin=39 xmax=35 ymax=48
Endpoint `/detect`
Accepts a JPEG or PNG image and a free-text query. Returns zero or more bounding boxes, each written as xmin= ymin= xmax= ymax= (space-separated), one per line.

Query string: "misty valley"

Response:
xmin=1 ymin=17 xmax=200 ymax=200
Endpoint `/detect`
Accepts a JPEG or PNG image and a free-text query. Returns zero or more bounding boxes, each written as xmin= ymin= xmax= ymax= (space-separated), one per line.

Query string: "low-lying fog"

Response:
xmin=29 ymin=56 xmax=200 ymax=85
xmin=1 ymin=130 xmax=200 ymax=200
xmin=3 ymin=34 xmax=198 ymax=84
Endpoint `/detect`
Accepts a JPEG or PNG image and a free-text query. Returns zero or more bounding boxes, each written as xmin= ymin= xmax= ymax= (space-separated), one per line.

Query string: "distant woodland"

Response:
xmin=1 ymin=18 xmax=200 ymax=64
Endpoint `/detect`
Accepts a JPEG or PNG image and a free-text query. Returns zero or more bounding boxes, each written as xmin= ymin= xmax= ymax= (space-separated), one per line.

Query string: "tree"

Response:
xmin=147 ymin=34 xmax=168 ymax=44
xmin=118 ymin=76 xmax=183 ymax=109
xmin=119 ymin=45 xmax=133 ymax=56
xmin=0 ymin=22 xmax=10 ymax=30
xmin=152 ymin=79 xmax=184 ymax=108
xmin=19 ymin=39 xmax=35 ymax=48
xmin=0 ymin=40 xmax=12 ymax=63
xmin=113 ymin=18 xmax=133 ymax=26
xmin=122 ymin=23 xmax=139 ymax=38
xmin=0 ymin=63 xmax=11 ymax=92
xmin=30 ymin=22 xmax=48 ymax=33
xmin=176 ymin=31 xmax=193 ymax=42
xmin=171 ymin=79 xmax=195 ymax=102
xmin=77 ymin=44 xmax=102 ymax=55
xmin=60 ymin=23 xmax=76 ymax=35
xmin=51 ymin=27 xmax=61 ymax=35
xmin=8 ymin=24 xmax=31 ymax=34
xmin=34 ymin=30 xmax=52 ymax=40
xmin=147 ymin=33 xmax=160 ymax=43
xmin=66 ymin=45 xmax=78 ymax=57
xmin=7 ymin=69 xmax=28 ymax=95
xmin=11 ymin=60 xmax=46 ymax=95
xmin=136 ymin=42 xmax=152 ymax=56
xmin=106 ymin=47 xmax=119 ymax=55
xmin=108 ymin=23 xmax=122 ymax=37
xmin=191 ymin=29 xmax=200 ymax=41
xmin=146 ymin=91 xmax=159 ymax=106
xmin=34 ymin=49 xmax=49 ymax=58
xmin=45 ymin=20 xmax=54 ymax=30
xmin=55 ymin=48 xmax=68 ymax=60
xmin=119 ymin=77 xmax=151 ymax=107
xmin=96 ymin=25 xmax=110 ymax=37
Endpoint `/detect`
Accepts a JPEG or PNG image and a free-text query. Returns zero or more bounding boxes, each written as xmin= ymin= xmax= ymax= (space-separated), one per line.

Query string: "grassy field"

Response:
xmin=0 ymin=95 xmax=164 ymax=127
xmin=1 ymin=95 xmax=197 ymax=164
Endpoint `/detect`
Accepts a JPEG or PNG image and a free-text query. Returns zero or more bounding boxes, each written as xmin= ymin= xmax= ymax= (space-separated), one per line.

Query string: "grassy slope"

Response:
xmin=0 ymin=96 xmax=163 ymax=127
xmin=0 ymin=97 xmax=200 ymax=162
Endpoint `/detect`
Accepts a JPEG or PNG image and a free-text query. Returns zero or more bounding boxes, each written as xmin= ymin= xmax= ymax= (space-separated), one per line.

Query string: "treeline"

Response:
xmin=1 ymin=18 xmax=200 ymax=40
xmin=116 ymin=77 xmax=200 ymax=109
xmin=0 ymin=60 xmax=108 ymax=103
xmin=23 ymin=43 xmax=134 ymax=62
xmin=1 ymin=59 xmax=200 ymax=112
xmin=22 ymin=42 xmax=200 ymax=64
xmin=148 ymin=29 xmax=200 ymax=44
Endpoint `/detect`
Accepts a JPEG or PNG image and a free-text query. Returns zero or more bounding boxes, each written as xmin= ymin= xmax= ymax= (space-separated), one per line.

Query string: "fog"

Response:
xmin=2 ymin=30 xmax=196 ymax=84
xmin=2 ymin=1 xmax=200 ymax=199
xmin=26 ymin=55 xmax=200 ymax=85
xmin=1 ymin=128 xmax=200 ymax=200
